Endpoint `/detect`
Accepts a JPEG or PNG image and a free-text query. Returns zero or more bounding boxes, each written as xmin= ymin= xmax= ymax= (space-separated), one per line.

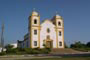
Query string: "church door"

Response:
xmin=46 ymin=41 xmax=53 ymax=48
xmin=46 ymin=35 xmax=53 ymax=48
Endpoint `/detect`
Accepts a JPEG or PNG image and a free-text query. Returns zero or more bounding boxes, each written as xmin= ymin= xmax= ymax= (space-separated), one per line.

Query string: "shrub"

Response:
xmin=40 ymin=48 xmax=51 ymax=54
xmin=86 ymin=42 xmax=90 ymax=47
xmin=0 ymin=52 xmax=6 ymax=56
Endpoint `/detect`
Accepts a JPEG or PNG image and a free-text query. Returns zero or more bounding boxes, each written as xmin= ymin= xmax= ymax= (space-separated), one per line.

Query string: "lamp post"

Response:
xmin=1 ymin=21 xmax=4 ymax=52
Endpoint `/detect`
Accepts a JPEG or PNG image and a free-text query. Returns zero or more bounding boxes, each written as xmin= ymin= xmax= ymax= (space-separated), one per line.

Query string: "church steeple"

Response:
xmin=28 ymin=9 xmax=40 ymax=48
xmin=55 ymin=11 xmax=62 ymax=19
xmin=31 ymin=8 xmax=39 ymax=16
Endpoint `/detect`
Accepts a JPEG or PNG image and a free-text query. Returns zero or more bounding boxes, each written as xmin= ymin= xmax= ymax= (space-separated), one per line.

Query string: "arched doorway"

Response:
xmin=46 ymin=35 xmax=53 ymax=48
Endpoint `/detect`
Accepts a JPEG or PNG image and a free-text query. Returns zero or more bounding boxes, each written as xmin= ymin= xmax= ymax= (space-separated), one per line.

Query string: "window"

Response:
xmin=43 ymin=40 xmax=45 ymax=46
xmin=59 ymin=31 xmax=61 ymax=36
xmin=58 ymin=21 xmax=61 ymax=26
xmin=47 ymin=35 xmax=50 ymax=39
xmin=34 ymin=19 xmax=37 ymax=24
xmin=59 ymin=42 xmax=62 ymax=46
xmin=34 ymin=30 xmax=37 ymax=35
xmin=47 ymin=28 xmax=50 ymax=33
xmin=26 ymin=41 xmax=28 ymax=47
xmin=34 ymin=41 xmax=37 ymax=46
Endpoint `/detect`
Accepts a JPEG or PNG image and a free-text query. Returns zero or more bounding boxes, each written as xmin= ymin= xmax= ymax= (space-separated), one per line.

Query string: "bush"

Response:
xmin=70 ymin=41 xmax=90 ymax=52
xmin=0 ymin=52 xmax=6 ymax=56
xmin=86 ymin=42 xmax=90 ymax=47
xmin=40 ymin=48 xmax=51 ymax=54
xmin=4 ymin=45 xmax=52 ymax=55
xmin=24 ymin=47 xmax=51 ymax=54
xmin=24 ymin=48 xmax=32 ymax=54
xmin=31 ymin=49 xmax=40 ymax=54
xmin=70 ymin=41 xmax=86 ymax=48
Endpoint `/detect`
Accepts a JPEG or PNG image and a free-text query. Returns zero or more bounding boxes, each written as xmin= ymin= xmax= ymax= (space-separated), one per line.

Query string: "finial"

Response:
xmin=33 ymin=8 xmax=36 ymax=11
xmin=56 ymin=11 xmax=58 ymax=14
xmin=55 ymin=11 xmax=60 ymax=16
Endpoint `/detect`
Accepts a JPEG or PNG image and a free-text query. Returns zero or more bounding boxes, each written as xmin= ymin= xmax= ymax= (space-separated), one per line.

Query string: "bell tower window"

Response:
xmin=34 ymin=19 xmax=37 ymax=24
xmin=58 ymin=21 xmax=61 ymax=26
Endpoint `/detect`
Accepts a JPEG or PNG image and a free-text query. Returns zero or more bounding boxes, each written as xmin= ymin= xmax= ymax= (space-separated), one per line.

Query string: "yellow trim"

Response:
xmin=38 ymin=16 xmax=40 ymax=48
xmin=62 ymin=20 xmax=64 ymax=48
xmin=31 ymin=25 xmax=40 ymax=27
xmin=56 ymin=20 xmax=58 ymax=48
xmin=30 ymin=16 xmax=33 ymax=48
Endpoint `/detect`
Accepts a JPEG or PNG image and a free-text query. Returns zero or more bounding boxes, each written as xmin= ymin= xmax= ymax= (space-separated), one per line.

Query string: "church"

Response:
xmin=17 ymin=10 xmax=64 ymax=48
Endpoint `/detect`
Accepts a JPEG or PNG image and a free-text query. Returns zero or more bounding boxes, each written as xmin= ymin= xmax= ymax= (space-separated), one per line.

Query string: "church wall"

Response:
xmin=57 ymin=29 xmax=63 ymax=48
xmin=40 ymin=21 xmax=57 ymax=48
xmin=32 ymin=27 xmax=39 ymax=48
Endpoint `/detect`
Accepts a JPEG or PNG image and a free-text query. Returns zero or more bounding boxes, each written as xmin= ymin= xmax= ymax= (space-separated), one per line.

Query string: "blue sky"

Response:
xmin=0 ymin=0 xmax=90 ymax=45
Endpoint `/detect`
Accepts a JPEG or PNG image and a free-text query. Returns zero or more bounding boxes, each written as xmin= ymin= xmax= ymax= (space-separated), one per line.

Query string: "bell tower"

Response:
xmin=52 ymin=13 xmax=64 ymax=48
xmin=28 ymin=10 xmax=40 ymax=48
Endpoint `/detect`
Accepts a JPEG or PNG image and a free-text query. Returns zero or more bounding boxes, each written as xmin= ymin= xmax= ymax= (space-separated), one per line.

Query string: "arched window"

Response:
xmin=34 ymin=19 xmax=37 ymax=24
xmin=58 ymin=21 xmax=61 ymax=26
xmin=47 ymin=28 xmax=50 ymax=33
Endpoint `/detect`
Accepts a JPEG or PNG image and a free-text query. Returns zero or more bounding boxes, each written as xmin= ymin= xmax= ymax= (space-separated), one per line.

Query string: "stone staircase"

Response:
xmin=50 ymin=48 xmax=81 ymax=54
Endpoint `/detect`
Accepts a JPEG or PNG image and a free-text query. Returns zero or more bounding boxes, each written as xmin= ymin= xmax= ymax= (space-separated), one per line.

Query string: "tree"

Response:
xmin=5 ymin=44 xmax=14 ymax=53
xmin=64 ymin=42 xmax=68 ymax=48
xmin=70 ymin=41 xmax=86 ymax=48
xmin=86 ymin=42 xmax=90 ymax=47
xmin=5 ymin=44 xmax=13 ymax=49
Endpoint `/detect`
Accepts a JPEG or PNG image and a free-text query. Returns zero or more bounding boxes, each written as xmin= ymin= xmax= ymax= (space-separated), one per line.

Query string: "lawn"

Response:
xmin=18 ymin=57 xmax=90 ymax=60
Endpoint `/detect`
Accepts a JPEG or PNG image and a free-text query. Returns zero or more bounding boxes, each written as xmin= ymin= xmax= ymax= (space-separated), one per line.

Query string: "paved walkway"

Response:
xmin=0 ymin=55 xmax=61 ymax=60
xmin=0 ymin=53 xmax=90 ymax=60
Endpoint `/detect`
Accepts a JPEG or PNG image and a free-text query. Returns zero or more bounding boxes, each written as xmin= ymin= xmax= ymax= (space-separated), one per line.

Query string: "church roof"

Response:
xmin=40 ymin=19 xmax=56 ymax=27
xmin=41 ymin=19 xmax=53 ymax=24
xmin=32 ymin=11 xmax=39 ymax=16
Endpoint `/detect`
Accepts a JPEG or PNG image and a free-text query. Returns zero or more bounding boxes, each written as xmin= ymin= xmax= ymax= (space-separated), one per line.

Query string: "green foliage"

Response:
xmin=70 ymin=41 xmax=90 ymax=52
xmin=5 ymin=44 xmax=13 ymax=49
xmin=24 ymin=47 xmax=51 ymax=54
xmin=70 ymin=41 xmax=86 ymax=48
xmin=40 ymin=48 xmax=51 ymax=54
xmin=86 ymin=42 xmax=90 ymax=47
xmin=4 ymin=46 xmax=51 ymax=55
xmin=64 ymin=42 xmax=68 ymax=48
xmin=5 ymin=44 xmax=14 ymax=53
xmin=0 ymin=52 xmax=6 ymax=56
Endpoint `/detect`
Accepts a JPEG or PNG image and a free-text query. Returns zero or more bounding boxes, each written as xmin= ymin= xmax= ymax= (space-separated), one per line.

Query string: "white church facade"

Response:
xmin=17 ymin=10 xmax=64 ymax=48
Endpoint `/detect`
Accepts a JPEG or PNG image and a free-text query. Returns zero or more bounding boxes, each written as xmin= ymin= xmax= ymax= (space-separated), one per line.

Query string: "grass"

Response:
xmin=18 ymin=57 xmax=90 ymax=60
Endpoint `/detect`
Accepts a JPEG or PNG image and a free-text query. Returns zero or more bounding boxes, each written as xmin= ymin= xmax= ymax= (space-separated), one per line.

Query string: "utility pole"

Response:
xmin=1 ymin=21 xmax=4 ymax=52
